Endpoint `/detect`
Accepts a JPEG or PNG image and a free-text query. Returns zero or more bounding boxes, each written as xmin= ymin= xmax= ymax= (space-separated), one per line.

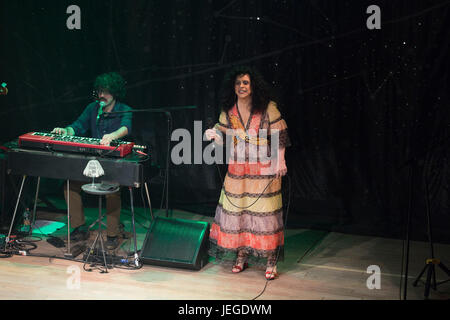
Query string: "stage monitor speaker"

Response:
xmin=139 ymin=216 xmax=210 ymax=270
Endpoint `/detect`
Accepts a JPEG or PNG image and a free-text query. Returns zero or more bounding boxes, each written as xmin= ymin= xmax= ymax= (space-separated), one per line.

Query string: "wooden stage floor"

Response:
xmin=0 ymin=206 xmax=449 ymax=300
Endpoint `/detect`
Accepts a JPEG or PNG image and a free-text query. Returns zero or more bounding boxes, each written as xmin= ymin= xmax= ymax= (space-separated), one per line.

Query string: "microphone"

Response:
xmin=206 ymin=117 xmax=218 ymax=148
xmin=0 ymin=83 xmax=7 ymax=96
xmin=206 ymin=117 xmax=215 ymax=130
xmin=97 ymin=101 xmax=106 ymax=122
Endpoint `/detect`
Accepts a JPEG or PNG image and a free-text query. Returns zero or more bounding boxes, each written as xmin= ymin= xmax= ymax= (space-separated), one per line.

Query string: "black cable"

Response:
xmin=15 ymin=217 xmax=69 ymax=257
xmin=295 ymin=230 xmax=329 ymax=264
xmin=82 ymin=243 xmax=143 ymax=272
xmin=11 ymin=241 xmax=38 ymax=253
xmin=1 ymin=230 xmax=140 ymax=270
xmin=0 ymin=240 xmax=13 ymax=258
xmin=137 ymin=154 xmax=151 ymax=163
xmin=2 ymin=238 xmax=38 ymax=256
xmin=3 ymin=246 xmax=142 ymax=270
xmin=252 ymin=174 xmax=291 ymax=300
xmin=98 ymin=143 xmax=121 ymax=157
xmin=12 ymin=252 xmax=84 ymax=262
xmin=12 ymin=203 xmax=72 ymax=256
xmin=0 ymin=252 xmax=13 ymax=258
xmin=3 ymin=230 xmax=141 ymax=270
xmin=215 ymin=163 xmax=276 ymax=210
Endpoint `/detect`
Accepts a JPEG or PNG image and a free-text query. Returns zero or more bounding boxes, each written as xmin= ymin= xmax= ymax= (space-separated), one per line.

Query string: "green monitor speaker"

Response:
xmin=139 ymin=216 xmax=210 ymax=270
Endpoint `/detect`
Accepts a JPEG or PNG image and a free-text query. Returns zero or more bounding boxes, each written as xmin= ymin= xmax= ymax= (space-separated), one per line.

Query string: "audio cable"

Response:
xmin=252 ymin=174 xmax=291 ymax=300
xmin=214 ymin=162 xmax=276 ymax=210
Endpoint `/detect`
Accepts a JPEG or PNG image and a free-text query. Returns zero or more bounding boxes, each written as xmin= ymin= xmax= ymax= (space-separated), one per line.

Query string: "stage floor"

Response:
xmin=0 ymin=205 xmax=449 ymax=300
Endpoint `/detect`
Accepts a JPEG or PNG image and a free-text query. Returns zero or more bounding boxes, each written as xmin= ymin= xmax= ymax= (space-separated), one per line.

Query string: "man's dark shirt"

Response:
xmin=68 ymin=101 xmax=132 ymax=139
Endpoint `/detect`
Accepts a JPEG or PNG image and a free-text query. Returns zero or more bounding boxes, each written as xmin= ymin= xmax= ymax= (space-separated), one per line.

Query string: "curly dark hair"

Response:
xmin=93 ymin=72 xmax=126 ymax=101
xmin=219 ymin=66 xmax=272 ymax=113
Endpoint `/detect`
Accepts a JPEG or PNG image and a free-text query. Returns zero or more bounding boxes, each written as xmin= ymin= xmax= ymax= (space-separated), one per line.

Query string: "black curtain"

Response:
xmin=1 ymin=0 xmax=450 ymax=242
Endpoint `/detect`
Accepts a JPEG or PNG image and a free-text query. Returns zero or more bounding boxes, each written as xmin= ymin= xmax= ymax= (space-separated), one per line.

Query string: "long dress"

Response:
xmin=208 ymin=101 xmax=291 ymax=267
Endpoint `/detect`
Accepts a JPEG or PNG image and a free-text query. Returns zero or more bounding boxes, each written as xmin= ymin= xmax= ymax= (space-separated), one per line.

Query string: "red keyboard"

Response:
xmin=18 ymin=132 xmax=135 ymax=157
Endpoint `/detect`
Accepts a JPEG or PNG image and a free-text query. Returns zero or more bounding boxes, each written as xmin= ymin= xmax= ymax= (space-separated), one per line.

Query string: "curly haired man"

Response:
xmin=51 ymin=72 xmax=132 ymax=250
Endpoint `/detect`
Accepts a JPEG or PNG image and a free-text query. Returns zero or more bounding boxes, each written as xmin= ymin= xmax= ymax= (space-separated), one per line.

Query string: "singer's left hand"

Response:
xmin=276 ymin=160 xmax=288 ymax=178
xmin=100 ymin=133 xmax=115 ymax=146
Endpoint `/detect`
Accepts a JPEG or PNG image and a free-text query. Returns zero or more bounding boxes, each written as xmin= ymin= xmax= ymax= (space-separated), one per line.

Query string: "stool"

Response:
xmin=81 ymin=182 xmax=120 ymax=273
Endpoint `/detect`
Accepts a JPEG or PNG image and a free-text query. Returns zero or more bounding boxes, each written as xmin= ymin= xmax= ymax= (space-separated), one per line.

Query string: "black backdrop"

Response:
xmin=1 ymin=0 xmax=450 ymax=242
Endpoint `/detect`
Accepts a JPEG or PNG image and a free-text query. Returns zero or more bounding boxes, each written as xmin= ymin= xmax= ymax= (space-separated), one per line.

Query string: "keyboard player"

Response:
xmin=51 ymin=72 xmax=132 ymax=250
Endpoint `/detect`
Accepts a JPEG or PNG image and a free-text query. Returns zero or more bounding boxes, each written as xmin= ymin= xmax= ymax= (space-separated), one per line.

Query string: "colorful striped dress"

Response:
xmin=209 ymin=101 xmax=291 ymax=266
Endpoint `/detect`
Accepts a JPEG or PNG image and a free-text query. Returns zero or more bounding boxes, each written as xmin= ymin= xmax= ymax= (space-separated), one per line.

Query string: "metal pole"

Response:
xmin=129 ymin=187 xmax=139 ymax=267
xmin=6 ymin=175 xmax=27 ymax=244
xmin=66 ymin=180 xmax=71 ymax=254
xmin=30 ymin=177 xmax=41 ymax=235
xmin=144 ymin=182 xmax=154 ymax=220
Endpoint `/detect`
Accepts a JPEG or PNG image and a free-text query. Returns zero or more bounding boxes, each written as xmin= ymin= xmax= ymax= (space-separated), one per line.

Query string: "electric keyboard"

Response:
xmin=5 ymin=144 xmax=150 ymax=188
xmin=18 ymin=132 xmax=135 ymax=158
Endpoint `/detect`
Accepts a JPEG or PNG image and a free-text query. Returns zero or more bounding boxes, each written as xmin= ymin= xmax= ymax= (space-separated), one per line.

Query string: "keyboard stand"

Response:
xmin=3 ymin=145 xmax=153 ymax=262
xmin=5 ymin=175 xmax=27 ymax=247
xmin=4 ymin=175 xmax=83 ymax=258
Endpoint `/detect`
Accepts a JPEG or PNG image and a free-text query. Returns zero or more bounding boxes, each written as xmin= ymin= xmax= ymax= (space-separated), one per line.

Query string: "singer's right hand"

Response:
xmin=205 ymin=129 xmax=222 ymax=143
xmin=51 ymin=127 xmax=68 ymax=135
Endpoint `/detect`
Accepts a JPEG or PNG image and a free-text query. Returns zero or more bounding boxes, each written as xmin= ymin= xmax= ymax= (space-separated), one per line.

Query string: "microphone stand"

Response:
xmin=398 ymin=128 xmax=450 ymax=300
xmin=105 ymin=105 xmax=196 ymax=217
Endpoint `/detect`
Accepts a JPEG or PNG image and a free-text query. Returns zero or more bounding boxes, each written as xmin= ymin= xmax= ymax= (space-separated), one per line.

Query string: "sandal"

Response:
xmin=265 ymin=270 xmax=278 ymax=280
xmin=232 ymin=262 xmax=248 ymax=273
xmin=265 ymin=266 xmax=278 ymax=280
xmin=232 ymin=250 xmax=248 ymax=273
